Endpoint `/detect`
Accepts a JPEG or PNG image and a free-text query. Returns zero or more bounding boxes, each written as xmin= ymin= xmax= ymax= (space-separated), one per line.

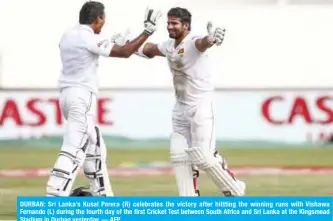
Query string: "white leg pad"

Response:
xmin=185 ymin=146 xmax=244 ymax=196
xmin=214 ymin=151 xmax=246 ymax=195
xmin=83 ymin=127 xmax=114 ymax=196
xmin=170 ymin=133 xmax=196 ymax=196
xmin=46 ymin=139 xmax=89 ymax=196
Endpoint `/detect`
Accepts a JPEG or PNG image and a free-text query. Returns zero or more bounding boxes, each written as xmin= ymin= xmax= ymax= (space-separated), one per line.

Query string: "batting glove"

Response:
xmin=111 ymin=29 xmax=132 ymax=46
xmin=144 ymin=7 xmax=162 ymax=35
xmin=206 ymin=21 xmax=226 ymax=46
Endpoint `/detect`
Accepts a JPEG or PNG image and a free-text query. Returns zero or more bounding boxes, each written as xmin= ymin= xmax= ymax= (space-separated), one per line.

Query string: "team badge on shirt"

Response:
xmin=178 ymin=48 xmax=184 ymax=55
xmin=97 ymin=40 xmax=109 ymax=48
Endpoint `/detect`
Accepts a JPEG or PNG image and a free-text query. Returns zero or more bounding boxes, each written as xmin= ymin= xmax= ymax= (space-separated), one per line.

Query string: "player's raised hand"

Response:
xmin=144 ymin=7 xmax=162 ymax=35
xmin=111 ymin=29 xmax=132 ymax=46
xmin=206 ymin=21 xmax=226 ymax=46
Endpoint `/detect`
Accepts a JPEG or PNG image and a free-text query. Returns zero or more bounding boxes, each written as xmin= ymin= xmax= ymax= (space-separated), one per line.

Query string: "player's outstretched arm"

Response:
xmin=110 ymin=31 xmax=165 ymax=59
xmin=86 ymin=8 xmax=162 ymax=58
xmin=195 ymin=21 xmax=225 ymax=52
xmin=136 ymin=43 xmax=165 ymax=58
xmin=110 ymin=8 xmax=162 ymax=58
xmin=109 ymin=32 xmax=150 ymax=58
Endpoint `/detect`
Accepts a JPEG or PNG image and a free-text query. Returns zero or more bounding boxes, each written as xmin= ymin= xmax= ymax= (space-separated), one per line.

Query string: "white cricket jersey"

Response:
xmin=58 ymin=25 xmax=114 ymax=94
xmin=157 ymin=33 xmax=214 ymax=106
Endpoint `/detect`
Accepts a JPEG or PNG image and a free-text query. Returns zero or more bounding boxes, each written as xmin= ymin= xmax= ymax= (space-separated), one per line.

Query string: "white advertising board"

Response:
xmin=0 ymin=90 xmax=332 ymax=143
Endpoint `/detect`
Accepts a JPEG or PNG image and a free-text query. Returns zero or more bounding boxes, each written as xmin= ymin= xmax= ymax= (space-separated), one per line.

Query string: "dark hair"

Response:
xmin=79 ymin=1 xmax=105 ymax=24
xmin=167 ymin=7 xmax=192 ymax=31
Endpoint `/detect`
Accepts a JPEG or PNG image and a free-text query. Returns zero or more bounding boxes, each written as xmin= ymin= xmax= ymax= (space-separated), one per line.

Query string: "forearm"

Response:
xmin=195 ymin=36 xmax=215 ymax=52
xmin=112 ymin=32 xmax=150 ymax=58
xmin=136 ymin=42 xmax=165 ymax=58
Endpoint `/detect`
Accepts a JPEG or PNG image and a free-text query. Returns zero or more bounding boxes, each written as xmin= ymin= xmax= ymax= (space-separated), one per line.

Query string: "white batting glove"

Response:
xmin=206 ymin=21 xmax=226 ymax=46
xmin=144 ymin=7 xmax=162 ymax=35
xmin=111 ymin=29 xmax=132 ymax=46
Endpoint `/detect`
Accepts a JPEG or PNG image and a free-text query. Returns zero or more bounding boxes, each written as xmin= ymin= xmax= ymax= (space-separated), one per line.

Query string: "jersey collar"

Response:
xmin=79 ymin=25 xmax=94 ymax=33
xmin=174 ymin=32 xmax=191 ymax=49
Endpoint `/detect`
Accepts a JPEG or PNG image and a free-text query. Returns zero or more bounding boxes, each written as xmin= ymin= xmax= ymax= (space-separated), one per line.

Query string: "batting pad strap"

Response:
xmin=185 ymin=146 xmax=214 ymax=169
xmin=85 ymin=154 xmax=101 ymax=161
xmin=170 ymin=152 xmax=191 ymax=165
xmin=51 ymin=168 xmax=72 ymax=180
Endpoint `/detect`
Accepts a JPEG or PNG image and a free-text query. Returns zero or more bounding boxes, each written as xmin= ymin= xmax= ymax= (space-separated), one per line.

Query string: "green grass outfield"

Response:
xmin=1 ymin=146 xmax=333 ymax=219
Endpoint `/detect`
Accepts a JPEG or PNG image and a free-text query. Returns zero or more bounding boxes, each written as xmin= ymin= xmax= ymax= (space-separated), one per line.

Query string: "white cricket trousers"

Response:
xmin=53 ymin=87 xmax=113 ymax=196
xmin=172 ymin=99 xmax=216 ymax=155
xmin=171 ymin=99 xmax=223 ymax=195
xmin=46 ymin=87 xmax=98 ymax=196
xmin=171 ymin=99 xmax=243 ymax=196
xmin=59 ymin=87 xmax=97 ymax=148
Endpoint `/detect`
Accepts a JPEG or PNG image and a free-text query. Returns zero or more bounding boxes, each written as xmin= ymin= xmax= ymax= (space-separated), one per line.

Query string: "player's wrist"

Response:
xmin=144 ymin=24 xmax=156 ymax=35
xmin=206 ymin=35 xmax=216 ymax=46
xmin=144 ymin=30 xmax=153 ymax=35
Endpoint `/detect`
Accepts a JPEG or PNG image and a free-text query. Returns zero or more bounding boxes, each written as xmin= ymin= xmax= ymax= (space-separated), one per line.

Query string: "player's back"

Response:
xmin=58 ymin=25 xmax=99 ymax=94
xmin=158 ymin=33 xmax=215 ymax=106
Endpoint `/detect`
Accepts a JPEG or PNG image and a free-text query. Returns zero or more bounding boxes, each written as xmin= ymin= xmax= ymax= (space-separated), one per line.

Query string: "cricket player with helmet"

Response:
xmin=46 ymin=1 xmax=162 ymax=197
xmin=113 ymin=7 xmax=245 ymax=196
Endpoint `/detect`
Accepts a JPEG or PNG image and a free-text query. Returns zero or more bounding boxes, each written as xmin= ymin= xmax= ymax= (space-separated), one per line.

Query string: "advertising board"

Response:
xmin=1 ymin=90 xmax=332 ymax=143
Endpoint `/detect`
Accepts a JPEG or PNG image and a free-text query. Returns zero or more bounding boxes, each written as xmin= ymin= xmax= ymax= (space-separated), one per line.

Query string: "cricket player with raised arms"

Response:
xmin=46 ymin=1 xmax=162 ymax=196
xmin=117 ymin=7 xmax=246 ymax=196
